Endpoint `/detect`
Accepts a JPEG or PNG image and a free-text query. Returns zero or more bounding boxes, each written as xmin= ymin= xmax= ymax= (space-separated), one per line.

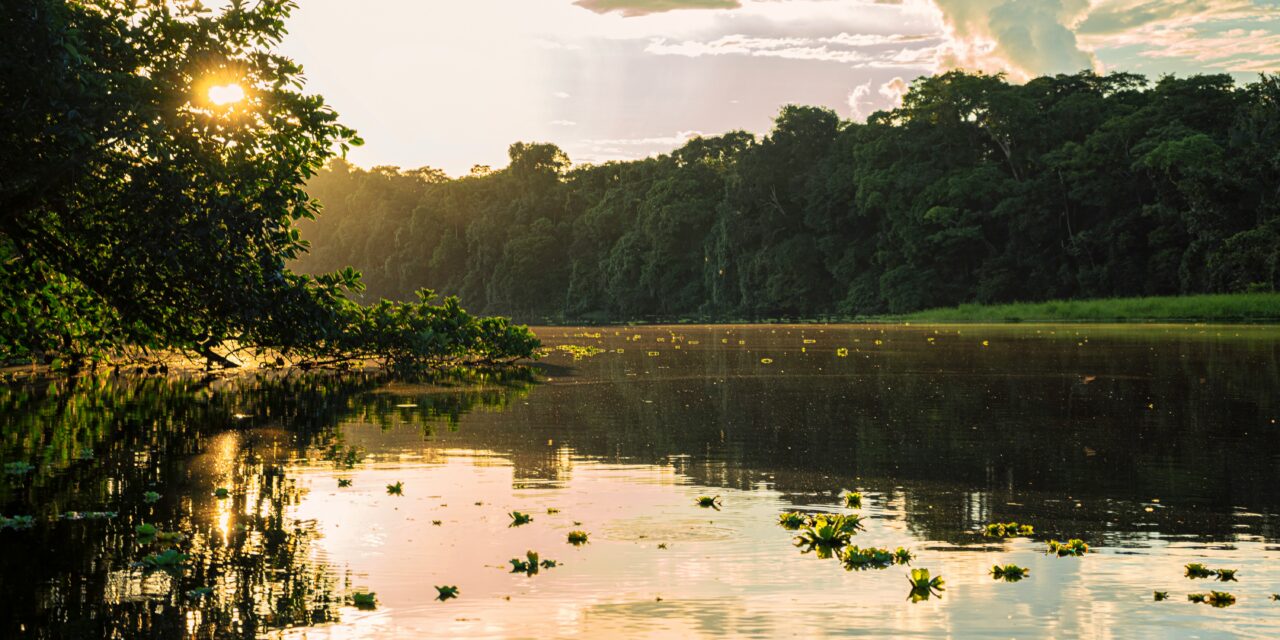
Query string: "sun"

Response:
xmin=207 ymin=83 xmax=245 ymax=106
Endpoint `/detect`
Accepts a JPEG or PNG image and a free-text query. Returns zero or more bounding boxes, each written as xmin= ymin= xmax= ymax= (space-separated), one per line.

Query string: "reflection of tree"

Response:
xmin=0 ymin=368 xmax=535 ymax=637
xmin=452 ymin=329 xmax=1280 ymax=543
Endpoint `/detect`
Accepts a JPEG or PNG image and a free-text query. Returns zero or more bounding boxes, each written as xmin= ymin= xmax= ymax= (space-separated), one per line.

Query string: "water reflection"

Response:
xmin=2 ymin=325 xmax=1279 ymax=638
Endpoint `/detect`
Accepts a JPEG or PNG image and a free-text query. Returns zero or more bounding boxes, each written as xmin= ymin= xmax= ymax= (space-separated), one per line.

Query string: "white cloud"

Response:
xmin=848 ymin=82 xmax=874 ymax=121
xmin=553 ymin=91 xmax=572 ymax=99
xmin=551 ymin=119 xmax=579 ymax=125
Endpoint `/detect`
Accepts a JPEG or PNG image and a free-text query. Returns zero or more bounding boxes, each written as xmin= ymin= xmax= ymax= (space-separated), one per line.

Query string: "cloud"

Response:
xmin=644 ymin=32 xmax=943 ymax=69
xmin=930 ymin=0 xmax=1095 ymax=79
xmin=553 ymin=91 xmax=572 ymax=99
xmin=551 ymin=119 xmax=579 ymax=126
xmin=879 ymin=76 xmax=909 ymax=104
xmin=848 ymin=82 xmax=874 ymax=120
xmin=573 ymin=0 xmax=740 ymax=17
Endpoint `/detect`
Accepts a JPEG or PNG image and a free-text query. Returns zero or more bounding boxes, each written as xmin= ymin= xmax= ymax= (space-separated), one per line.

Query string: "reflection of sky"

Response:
xmin=280 ymin=443 xmax=1279 ymax=639
xmin=275 ymin=1 xmax=1280 ymax=175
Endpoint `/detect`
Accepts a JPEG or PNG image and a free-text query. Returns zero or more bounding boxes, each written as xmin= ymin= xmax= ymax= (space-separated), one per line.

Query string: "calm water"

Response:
xmin=3 ymin=324 xmax=1280 ymax=639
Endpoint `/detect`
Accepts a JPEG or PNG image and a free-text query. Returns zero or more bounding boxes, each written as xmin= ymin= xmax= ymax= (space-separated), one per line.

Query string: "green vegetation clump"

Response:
xmin=141 ymin=549 xmax=189 ymax=570
xmin=1153 ymin=591 xmax=1169 ymax=601
xmin=904 ymin=294 xmax=1280 ymax=324
xmin=4 ymin=462 xmax=35 ymax=476
xmin=214 ymin=488 xmax=230 ymax=499
xmin=990 ymin=565 xmax=1029 ymax=582
xmin=907 ymin=569 xmax=945 ymax=602
xmin=350 ymin=591 xmax=378 ymax=610
xmin=509 ymin=511 xmax=532 ymax=526
xmin=143 ymin=492 xmax=161 ymax=504
xmin=696 ymin=496 xmax=722 ymax=509
xmin=567 ymin=530 xmax=589 ymax=545
xmin=1047 ymin=539 xmax=1089 ymax=557
xmin=843 ymin=491 xmax=862 ymax=509
xmin=386 ymin=482 xmax=404 ymax=496
xmin=777 ymin=512 xmax=808 ymax=530
xmin=982 ymin=522 xmax=1034 ymax=538
xmin=0 ymin=515 xmax=35 ymax=530
xmin=840 ymin=546 xmax=906 ymax=571
xmin=435 ymin=585 xmax=459 ymax=601
xmin=794 ymin=514 xmax=864 ymax=554
xmin=1185 ymin=563 xmax=1215 ymax=579
xmin=0 ymin=0 xmax=537 ymax=371
xmin=509 ymin=551 xmax=556 ymax=576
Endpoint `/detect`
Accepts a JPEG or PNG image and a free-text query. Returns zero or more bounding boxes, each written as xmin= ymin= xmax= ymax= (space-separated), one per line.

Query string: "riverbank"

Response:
xmin=895 ymin=292 xmax=1280 ymax=324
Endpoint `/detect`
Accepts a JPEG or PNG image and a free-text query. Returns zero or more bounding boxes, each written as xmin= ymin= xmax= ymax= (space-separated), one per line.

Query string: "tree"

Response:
xmin=0 ymin=0 xmax=537 ymax=368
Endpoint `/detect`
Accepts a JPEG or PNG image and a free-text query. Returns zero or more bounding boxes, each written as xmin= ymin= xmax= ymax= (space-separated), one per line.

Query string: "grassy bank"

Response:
xmin=896 ymin=293 xmax=1280 ymax=324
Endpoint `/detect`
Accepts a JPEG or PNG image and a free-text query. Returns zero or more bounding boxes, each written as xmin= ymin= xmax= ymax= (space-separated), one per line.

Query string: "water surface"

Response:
xmin=3 ymin=324 xmax=1279 ymax=638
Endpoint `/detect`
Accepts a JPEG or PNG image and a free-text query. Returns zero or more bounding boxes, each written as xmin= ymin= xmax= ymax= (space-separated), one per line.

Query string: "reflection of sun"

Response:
xmin=208 ymin=83 xmax=245 ymax=106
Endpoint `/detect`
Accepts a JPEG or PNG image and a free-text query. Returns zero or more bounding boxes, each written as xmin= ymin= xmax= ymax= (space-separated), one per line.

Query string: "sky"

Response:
xmin=277 ymin=0 xmax=1280 ymax=176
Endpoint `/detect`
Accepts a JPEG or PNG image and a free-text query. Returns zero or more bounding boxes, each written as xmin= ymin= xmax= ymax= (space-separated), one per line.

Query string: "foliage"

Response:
xmin=1185 ymin=563 xmax=1215 ymax=579
xmin=982 ymin=522 xmax=1034 ymax=538
xmin=696 ymin=495 xmax=722 ymax=509
xmin=1047 ymin=539 xmax=1089 ymax=556
xmin=843 ymin=491 xmax=862 ymax=509
xmin=509 ymin=511 xmax=532 ymax=526
xmin=906 ymin=568 xmax=945 ymax=602
xmin=141 ymin=549 xmax=189 ymax=570
xmin=294 ymin=72 xmax=1280 ymax=324
xmin=567 ymin=530 xmax=589 ymax=545
xmin=840 ymin=546 xmax=907 ymax=571
xmin=435 ymin=585 xmax=459 ymax=601
xmin=143 ymin=491 xmax=161 ymax=504
xmin=350 ymin=591 xmax=377 ymax=610
xmin=903 ymin=293 xmax=1280 ymax=323
xmin=0 ymin=0 xmax=537 ymax=369
xmin=386 ymin=481 xmax=403 ymax=496
xmin=990 ymin=564 xmax=1029 ymax=582
xmin=794 ymin=514 xmax=864 ymax=554
xmin=0 ymin=515 xmax=35 ymax=530
xmin=777 ymin=512 xmax=808 ymax=530
xmin=1189 ymin=591 xmax=1236 ymax=608
xmin=509 ymin=550 xmax=556 ymax=575
xmin=1153 ymin=591 xmax=1169 ymax=601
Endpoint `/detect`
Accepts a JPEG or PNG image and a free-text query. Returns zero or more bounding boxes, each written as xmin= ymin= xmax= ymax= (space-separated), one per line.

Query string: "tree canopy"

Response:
xmin=0 ymin=0 xmax=538 ymax=368
xmin=296 ymin=71 xmax=1280 ymax=321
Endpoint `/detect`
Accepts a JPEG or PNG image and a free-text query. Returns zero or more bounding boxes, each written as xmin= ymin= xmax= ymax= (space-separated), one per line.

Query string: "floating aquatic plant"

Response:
xmin=1185 ymin=563 xmax=1215 ymax=579
xmin=982 ymin=522 xmax=1035 ymax=538
xmin=509 ymin=511 xmax=533 ymax=526
xmin=568 ymin=530 xmax=589 ymax=545
xmin=658 ymin=543 xmax=668 ymax=549
xmin=1205 ymin=591 xmax=1236 ymax=608
xmin=386 ymin=481 xmax=404 ymax=496
xmin=136 ymin=523 xmax=158 ymax=538
xmin=61 ymin=511 xmax=116 ymax=520
xmin=432 ymin=520 xmax=442 ymax=526
xmin=696 ymin=496 xmax=722 ymax=509
xmin=214 ymin=488 xmax=230 ymax=499
xmin=777 ymin=512 xmax=808 ymax=530
xmin=893 ymin=547 xmax=914 ymax=565
xmin=1215 ymin=568 xmax=1238 ymax=582
xmin=4 ymin=461 xmax=34 ymax=476
xmin=141 ymin=549 xmax=189 ymax=570
xmin=795 ymin=514 xmax=863 ymax=555
xmin=0 ymin=515 xmax=35 ymax=530
xmin=337 ymin=479 xmax=352 ymax=488
xmin=350 ymin=591 xmax=377 ymax=610
xmin=435 ymin=585 xmax=459 ymax=601
xmin=1153 ymin=591 xmax=1169 ymax=601
xmin=509 ymin=550 xmax=556 ymax=575
xmin=907 ymin=568 xmax=945 ymax=602
xmin=990 ymin=565 xmax=1029 ymax=582
xmin=143 ymin=491 xmax=161 ymax=503
xmin=547 ymin=508 xmax=559 ymax=514
xmin=843 ymin=491 xmax=863 ymax=509
xmin=841 ymin=546 xmax=900 ymax=571
xmin=1047 ymin=539 xmax=1089 ymax=556
xmin=1188 ymin=593 xmax=1208 ymax=603
xmin=1271 ymin=594 xmax=1279 ymax=601
xmin=186 ymin=587 xmax=214 ymax=599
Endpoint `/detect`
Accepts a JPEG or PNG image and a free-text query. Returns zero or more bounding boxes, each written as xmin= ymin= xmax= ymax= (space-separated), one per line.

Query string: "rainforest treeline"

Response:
xmin=296 ymin=71 xmax=1280 ymax=322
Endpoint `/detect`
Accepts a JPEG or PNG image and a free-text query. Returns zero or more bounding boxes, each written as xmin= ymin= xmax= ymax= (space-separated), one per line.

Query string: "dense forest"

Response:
xmin=296 ymin=71 xmax=1280 ymax=322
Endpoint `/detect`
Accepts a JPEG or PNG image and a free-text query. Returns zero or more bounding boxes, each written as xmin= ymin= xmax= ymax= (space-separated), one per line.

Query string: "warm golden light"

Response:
xmin=207 ymin=83 xmax=245 ymax=106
